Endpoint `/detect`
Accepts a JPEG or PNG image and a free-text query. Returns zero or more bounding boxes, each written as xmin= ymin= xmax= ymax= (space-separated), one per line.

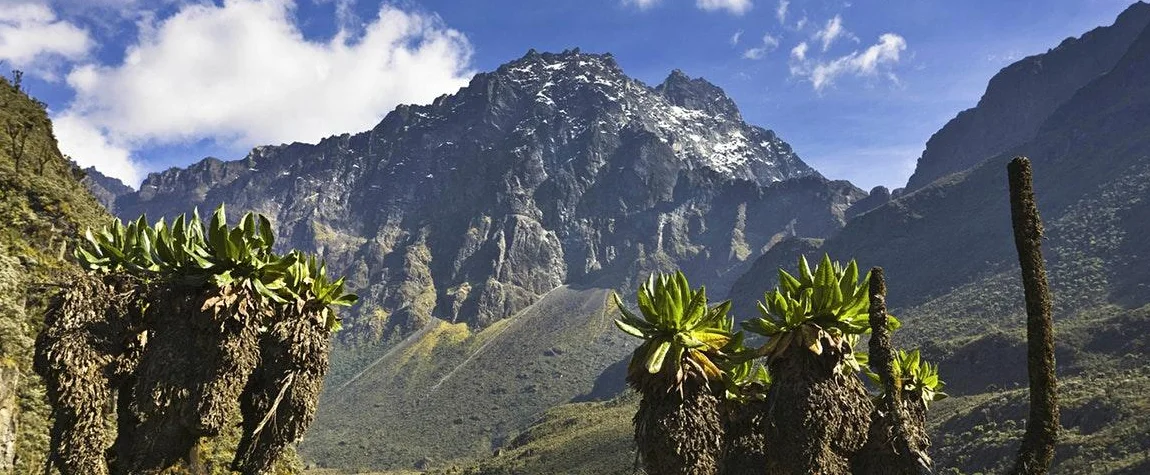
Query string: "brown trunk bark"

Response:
xmin=1006 ymin=157 xmax=1059 ymax=475
xmin=853 ymin=267 xmax=930 ymax=474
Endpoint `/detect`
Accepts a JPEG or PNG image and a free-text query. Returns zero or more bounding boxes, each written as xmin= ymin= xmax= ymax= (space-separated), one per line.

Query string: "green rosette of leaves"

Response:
xmin=75 ymin=204 xmax=356 ymax=330
xmin=742 ymin=254 xmax=898 ymax=372
xmin=613 ymin=271 xmax=736 ymax=388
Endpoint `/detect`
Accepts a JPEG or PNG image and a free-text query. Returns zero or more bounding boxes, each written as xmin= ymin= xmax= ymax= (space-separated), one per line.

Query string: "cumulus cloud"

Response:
xmin=696 ymin=0 xmax=752 ymax=15
xmin=0 ymin=1 xmax=92 ymax=78
xmin=53 ymin=112 xmax=145 ymax=186
xmin=56 ymin=0 xmax=474 ymax=186
xmin=776 ymin=0 xmax=788 ymax=24
xmin=742 ymin=33 xmax=779 ymax=59
xmin=730 ymin=29 xmax=743 ymax=45
xmin=790 ymin=33 xmax=907 ymax=91
xmin=814 ymin=14 xmax=847 ymax=51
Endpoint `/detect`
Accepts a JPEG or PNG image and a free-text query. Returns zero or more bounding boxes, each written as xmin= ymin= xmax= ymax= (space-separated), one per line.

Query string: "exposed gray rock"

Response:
xmin=904 ymin=2 xmax=1150 ymax=191
xmin=0 ymin=254 xmax=26 ymax=471
xmin=80 ymin=167 xmax=133 ymax=213
xmin=109 ymin=49 xmax=858 ymax=348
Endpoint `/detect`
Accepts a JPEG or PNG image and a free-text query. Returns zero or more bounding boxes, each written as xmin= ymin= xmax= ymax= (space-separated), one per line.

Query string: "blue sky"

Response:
xmin=0 ymin=0 xmax=1138 ymax=190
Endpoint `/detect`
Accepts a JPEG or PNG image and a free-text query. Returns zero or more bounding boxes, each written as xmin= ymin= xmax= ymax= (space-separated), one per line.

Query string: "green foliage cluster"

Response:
xmin=612 ymin=271 xmax=735 ymax=384
xmin=885 ymin=349 xmax=947 ymax=407
xmin=615 ymin=256 xmax=943 ymax=397
xmin=743 ymin=255 xmax=898 ymax=373
xmin=75 ymin=204 xmax=356 ymax=330
xmin=612 ymin=256 xmax=949 ymax=474
xmin=720 ymin=360 xmax=771 ymax=403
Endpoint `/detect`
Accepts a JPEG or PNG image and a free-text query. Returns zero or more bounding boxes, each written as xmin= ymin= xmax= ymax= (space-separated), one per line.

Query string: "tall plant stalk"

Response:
xmin=854 ymin=267 xmax=930 ymax=474
xmin=1006 ymin=156 xmax=1059 ymax=475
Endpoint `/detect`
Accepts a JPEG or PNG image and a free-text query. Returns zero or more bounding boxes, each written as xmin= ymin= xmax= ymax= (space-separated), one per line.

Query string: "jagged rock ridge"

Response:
xmin=904 ymin=1 xmax=1150 ymax=191
xmin=80 ymin=167 xmax=132 ymax=213
xmin=110 ymin=49 xmax=858 ymax=349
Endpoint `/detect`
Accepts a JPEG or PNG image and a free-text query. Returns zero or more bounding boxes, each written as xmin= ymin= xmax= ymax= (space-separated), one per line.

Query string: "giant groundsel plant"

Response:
xmin=35 ymin=204 xmax=355 ymax=475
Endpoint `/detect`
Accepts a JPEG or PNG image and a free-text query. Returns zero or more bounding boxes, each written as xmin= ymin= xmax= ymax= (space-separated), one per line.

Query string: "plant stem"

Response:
xmin=868 ymin=267 xmax=928 ymax=474
xmin=1007 ymin=156 xmax=1059 ymax=475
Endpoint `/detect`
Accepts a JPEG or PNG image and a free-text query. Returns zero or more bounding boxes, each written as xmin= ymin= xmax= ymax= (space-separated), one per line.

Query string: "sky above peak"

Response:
xmin=0 ymin=0 xmax=1138 ymax=190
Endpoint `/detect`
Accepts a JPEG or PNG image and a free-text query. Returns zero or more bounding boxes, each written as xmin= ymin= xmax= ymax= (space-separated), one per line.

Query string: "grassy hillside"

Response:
xmin=0 ymin=73 xmax=110 ymax=472
xmin=434 ymin=304 xmax=1150 ymax=474
xmin=302 ymin=285 xmax=634 ymax=471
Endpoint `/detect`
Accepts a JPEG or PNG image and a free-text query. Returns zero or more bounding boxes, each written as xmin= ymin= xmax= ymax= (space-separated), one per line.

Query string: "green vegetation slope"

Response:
xmin=0 ymin=72 xmax=109 ymax=472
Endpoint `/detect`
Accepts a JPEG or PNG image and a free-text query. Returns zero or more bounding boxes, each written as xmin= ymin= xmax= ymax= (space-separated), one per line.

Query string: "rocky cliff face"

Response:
xmin=81 ymin=167 xmax=133 ymax=212
xmin=0 ymin=366 xmax=16 ymax=472
xmin=904 ymin=1 xmax=1150 ymax=191
xmin=111 ymin=49 xmax=858 ymax=348
xmin=731 ymin=12 xmax=1150 ymax=340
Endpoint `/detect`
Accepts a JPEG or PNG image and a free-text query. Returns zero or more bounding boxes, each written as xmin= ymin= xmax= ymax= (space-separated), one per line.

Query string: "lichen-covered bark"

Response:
xmin=852 ymin=267 xmax=930 ymax=475
xmin=33 ymin=274 xmax=141 ymax=475
xmin=629 ymin=353 xmax=725 ymax=475
xmin=853 ymin=396 xmax=931 ymax=475
xmin=1006 ymin=157 xmax=1059 ymax=475
xmin=765 ymin=342 xmax=872 ymax=475
xmin=719 ymin=399 xmax=771 ymax=475
xmin=232 ymin=311 xmax=330 ymax=474
xmin=121 ymin=285 xmax=262 ymax=474
xmin=35 ymin=277 xmax=331 ymax=474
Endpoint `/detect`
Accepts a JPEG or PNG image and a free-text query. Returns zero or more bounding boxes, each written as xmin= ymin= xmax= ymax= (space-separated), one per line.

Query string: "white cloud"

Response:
xmin=790 ymin=41 xmax=808 ymax=61
xmin=795 ymin=16 xmax=808 ymax=30
xmin=776 ymin=0 xmax=789 ymax=24
xmin=53 ymin=112 xmax=145 ymax=186
xmin=696 ymin=0 xmax=752 ymax=15
xmin=56 ymin=0 xmax=473 ymax=186
xmin=0 ymin=1 xmax=92 ymax=78
xmin=814 ymin=14 xmax=847 ymax=51
xmin=625 ymin=0 xmax=750 ymax=14
xmin=790 ymin=33 xmax=907 ymax=91
xmin=742 ymin=33 xmax=779 ymax=60
xmin=623 ymin=0 xmax=661 ymax=9
xmin=730 ymin=29 xmax=743 ymax=45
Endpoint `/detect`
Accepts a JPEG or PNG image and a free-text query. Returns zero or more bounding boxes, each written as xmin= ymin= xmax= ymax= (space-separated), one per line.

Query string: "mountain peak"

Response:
xmin=497 ymin=48 xmax=622 ymax=84
xmin=655 ymin=69 xmax=742 ymax=120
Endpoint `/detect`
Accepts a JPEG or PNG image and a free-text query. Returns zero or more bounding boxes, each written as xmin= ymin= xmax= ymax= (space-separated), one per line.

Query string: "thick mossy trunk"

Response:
xmin=37 ymin=278 xmax=304 ymax=475
xmin=765 ymin=345 xmax=872 ymax=475
xmin=232 ymin=312 xmax=330 ymax=474
xmin=33 ymin=274 xmax=141 ymax=475
xmin=720 ymin=400 xmax=771 ymax=475
xmin=121 ymin=286 xmax=262 ymax=474
xmin=853 ymin=397 xmax=929 ymax=475
xmin=1007 ymin=157 xmax=1058 ymax=475
xmin=629 ymin=356 xmax=725 ymax=475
